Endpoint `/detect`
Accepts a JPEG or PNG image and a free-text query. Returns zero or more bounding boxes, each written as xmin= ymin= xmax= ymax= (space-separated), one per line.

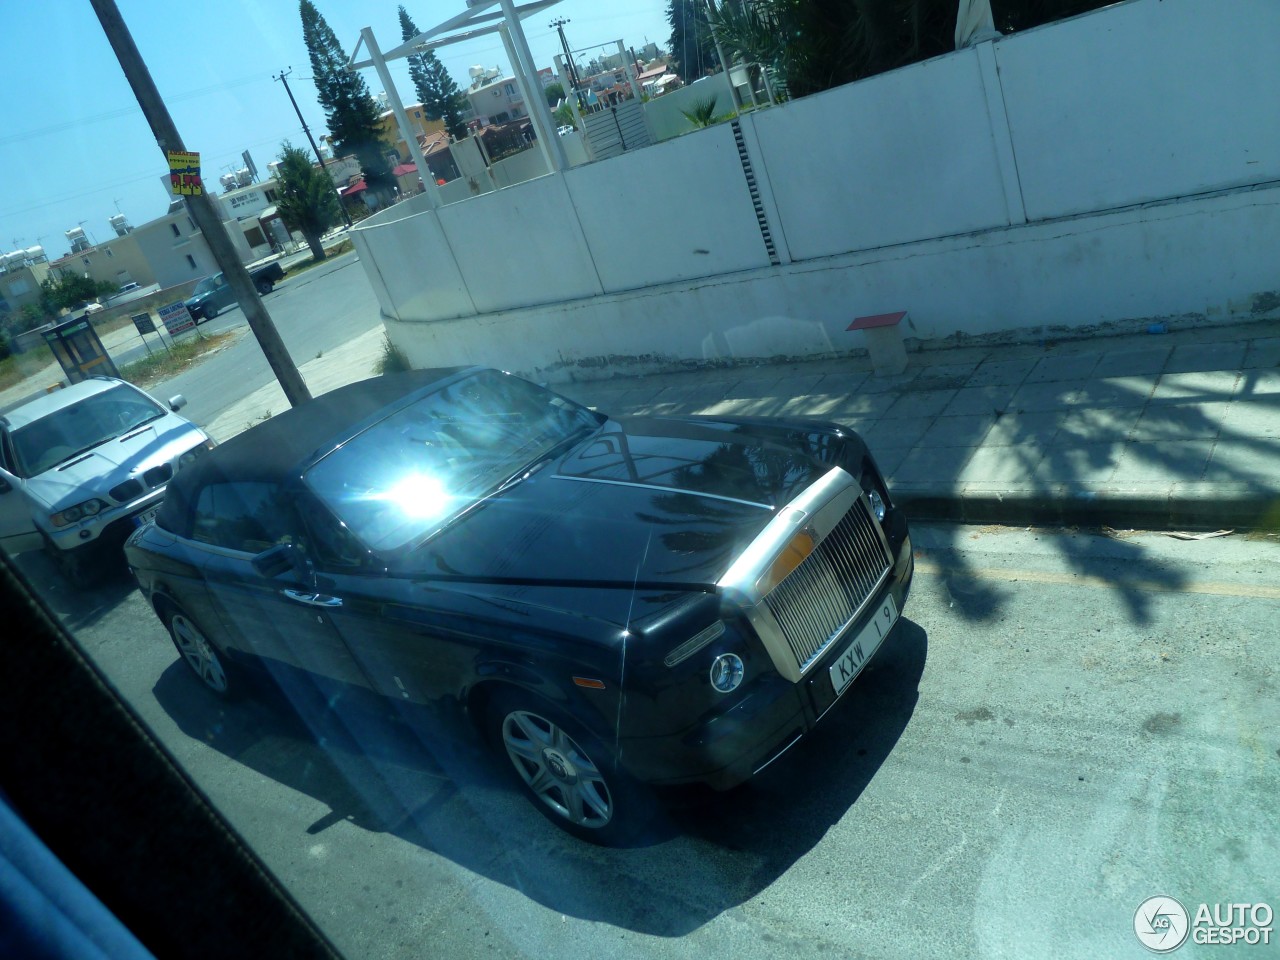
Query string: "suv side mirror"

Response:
xmin=168 ymin=394 xmax=187 ymax=412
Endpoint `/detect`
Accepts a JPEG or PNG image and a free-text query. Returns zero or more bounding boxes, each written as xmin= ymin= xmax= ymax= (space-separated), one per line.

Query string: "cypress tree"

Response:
xmin=300 ymin=0 xmax=395 ymax=202
xmin=398 ymin=6 xmax=469 ymax=142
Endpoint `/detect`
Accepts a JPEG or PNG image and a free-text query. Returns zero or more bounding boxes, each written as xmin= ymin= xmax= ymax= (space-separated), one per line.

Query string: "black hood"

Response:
xmin=410 ymin=415 xmax=847 ymax=588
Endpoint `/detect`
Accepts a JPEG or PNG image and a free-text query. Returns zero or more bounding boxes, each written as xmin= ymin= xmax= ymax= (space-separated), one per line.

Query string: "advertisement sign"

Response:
xmin=157 ymin=302 xmax=196 ymax=337
xmin=167 ymin=150 xmax=203 ymax=196
xmin=131 ymin=313 xmax=157 ymax=335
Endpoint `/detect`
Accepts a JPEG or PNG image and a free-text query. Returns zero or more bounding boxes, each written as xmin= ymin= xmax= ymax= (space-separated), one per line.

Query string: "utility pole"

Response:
xmin=550 ymin=18 xmax=585 ymax=108
xmin=90 ymin=0 xmax=311 ymax=407
xmin=274 ymin=67 xmax=353 ymax=229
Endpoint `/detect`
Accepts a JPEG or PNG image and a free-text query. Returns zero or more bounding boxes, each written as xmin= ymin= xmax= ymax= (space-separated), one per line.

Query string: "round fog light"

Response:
xmin=709 ymin=654 xmax=744 ymax=693
xmin=867 ymin=489 xmax=886 ymax=522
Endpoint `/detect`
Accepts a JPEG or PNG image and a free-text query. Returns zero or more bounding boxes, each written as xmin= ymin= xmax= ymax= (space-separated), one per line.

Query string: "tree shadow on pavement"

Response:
xmin=151 ymin=618 xmax=926 ymax=937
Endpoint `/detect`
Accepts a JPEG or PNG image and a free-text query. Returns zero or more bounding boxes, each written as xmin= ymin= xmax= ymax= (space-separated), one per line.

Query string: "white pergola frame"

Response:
xmin=347 ymin=0 xmax=569 ymax=210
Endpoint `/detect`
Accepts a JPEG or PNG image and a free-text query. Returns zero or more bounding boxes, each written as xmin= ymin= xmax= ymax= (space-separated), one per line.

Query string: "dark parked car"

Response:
xmin=184 ymin=262 xmax=284 ymax=321
xmin=125 ymin=367 xmax=913 ymax=843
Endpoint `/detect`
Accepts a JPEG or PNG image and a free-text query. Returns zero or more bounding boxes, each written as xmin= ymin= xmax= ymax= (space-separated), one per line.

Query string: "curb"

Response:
xmin=894 ymin=485 xmax=1280 ymax=532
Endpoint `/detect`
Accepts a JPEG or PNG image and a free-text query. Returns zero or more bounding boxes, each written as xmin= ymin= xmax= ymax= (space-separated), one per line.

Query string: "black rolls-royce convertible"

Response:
xmin=125 ymin=367 xmax=914 ymax=843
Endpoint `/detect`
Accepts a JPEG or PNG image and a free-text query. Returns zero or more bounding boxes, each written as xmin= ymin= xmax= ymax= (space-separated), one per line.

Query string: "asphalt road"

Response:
xmin=120 ymin=250 xmax=380 ymax=430
xmin=17 ymin=524 xmax=1278 ymax=960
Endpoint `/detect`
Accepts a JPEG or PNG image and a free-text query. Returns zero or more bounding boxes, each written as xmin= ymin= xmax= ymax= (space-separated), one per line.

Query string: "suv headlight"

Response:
xmin=179 ymin=438 xmax=216 ymax=467
xmin=51 ymin=498 xmax=107 ymax=527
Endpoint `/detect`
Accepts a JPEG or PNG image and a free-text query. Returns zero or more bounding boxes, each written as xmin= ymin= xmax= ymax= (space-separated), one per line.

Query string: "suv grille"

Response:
xmin=761 ymin=498 xmax=891 ymax=672
xmin=109 ymin=479 xmax=144 ymax=503
xmin=144 ymin=463 xmax=173 ymax=487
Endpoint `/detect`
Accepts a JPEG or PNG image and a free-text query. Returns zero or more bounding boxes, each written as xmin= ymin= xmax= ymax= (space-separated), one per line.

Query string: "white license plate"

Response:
xmin=829 ymin=594 xmax=899 ymax=697
xmin=132 ymin=505 xmax=160 ymax=528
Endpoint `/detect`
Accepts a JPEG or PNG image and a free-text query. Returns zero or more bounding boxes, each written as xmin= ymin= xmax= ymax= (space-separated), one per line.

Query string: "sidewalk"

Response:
xmin=202 ymin=319 xmax=1280 ymax=531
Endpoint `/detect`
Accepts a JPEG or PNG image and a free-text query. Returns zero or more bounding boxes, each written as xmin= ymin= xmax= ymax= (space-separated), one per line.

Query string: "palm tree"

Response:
xmin=680 ymin=95 xmax=733 ymax=129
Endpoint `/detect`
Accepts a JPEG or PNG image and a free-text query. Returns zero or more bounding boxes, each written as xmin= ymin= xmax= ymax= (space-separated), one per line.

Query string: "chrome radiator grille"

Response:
xmin=762 ymin=498 xmax=891 ymax=672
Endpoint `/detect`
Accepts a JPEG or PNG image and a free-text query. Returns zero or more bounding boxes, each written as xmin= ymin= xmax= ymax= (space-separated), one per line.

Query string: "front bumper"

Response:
xmin=623 ymin=522 xmax=914 ymax=790
xmin=44 ymin=487 xmax=166 ymax=554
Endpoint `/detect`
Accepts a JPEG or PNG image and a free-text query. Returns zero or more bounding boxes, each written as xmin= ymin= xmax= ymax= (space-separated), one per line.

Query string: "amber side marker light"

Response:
xmin=572 ymin=677 xmax=606 ymax=689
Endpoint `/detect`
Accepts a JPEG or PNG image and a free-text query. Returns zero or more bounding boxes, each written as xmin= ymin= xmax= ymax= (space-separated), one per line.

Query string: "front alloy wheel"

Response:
xmin=168 ymin=611 xmax=229 ymax=695
xmin=502 ymin=709 xmax=613 ymax=830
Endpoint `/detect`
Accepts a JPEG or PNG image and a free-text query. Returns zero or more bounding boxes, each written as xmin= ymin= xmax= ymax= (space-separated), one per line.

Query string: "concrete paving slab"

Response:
xmin=918 ymin=415 xmax=996 ymax=449
xmin=1129 ymin=401 xmax=1231 ymax=441
xmin=1007 ymin=381 xmax=1078 ymax=413
xmin=1056 ymin=405 xmax=1143 ymax=441
xmin=966 ymin=357 xmax=1037 ymax=388
xmin=1164 ymin=341 xmax=1248 ymax=374
xmin=863 ymin=417 xmax=932 ymax=449
xmin=1219 ymin=396 xmax=1280 ymax=439
xmin=1236 ymin=369 xmax=1280 ymax=396
xmin=1242 ymin=336 xmax=1280 ymax=369
xmin=1203 ymin=438 xmax=1280 ymax=485
xmin=1090 ymin=347 xmax=1170 ymax=379
xmin=944 ymin=385 xmax=1018 ymax=418
xmin=1111 ymin=439 xmax=1214 ymax=484
xmin=956 ymin=445 xmax=1044 ymax=485
xmin=984 ymin=411 xmax=1062 ymax=446
xmin=882 ymin=389 xmax=958 ymax=420
xmin=1033 ymin=442 xmax=1123 ymax=483
xmin=1023 ymin=352 xmax=1100 ymax=384
xmin=1150 ymin=370 xmax=1242 ymax=401
xmin=1072 ymin=378 xmax=1155 ymax=408
xmin=890 ymin=445 xmax=973 ymax=484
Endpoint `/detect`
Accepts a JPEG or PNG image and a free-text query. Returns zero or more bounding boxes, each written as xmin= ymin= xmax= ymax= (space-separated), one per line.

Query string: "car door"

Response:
xmin=191 ymin=481 xmax=371 ymax=696
xmin=291 ymin=495 xmax=465 ymax=710
xmin=0 ymin=431 xmax=39 ymax=555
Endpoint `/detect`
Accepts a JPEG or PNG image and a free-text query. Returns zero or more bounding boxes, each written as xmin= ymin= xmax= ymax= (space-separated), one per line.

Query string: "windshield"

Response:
xmin=193 ymin=275 xmax=220 ymax=295
xmin=304 ymin=370 xmax=601 ymax=552
xmin=10 ymin=384 xmax=166 ymax=476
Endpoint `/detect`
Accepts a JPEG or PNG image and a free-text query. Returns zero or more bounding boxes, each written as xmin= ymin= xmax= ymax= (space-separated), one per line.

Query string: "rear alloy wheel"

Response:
xmin=256 ymin=279 xmax=272 ymax=295
xmin=165 ymin=608 xmax=232 ymax=696
xmin=489 ymin=692 xmax=649 ymax=845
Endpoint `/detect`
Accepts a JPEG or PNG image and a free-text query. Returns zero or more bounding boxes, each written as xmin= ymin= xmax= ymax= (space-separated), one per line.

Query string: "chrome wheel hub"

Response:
xmin=501 ymin=709 xmax=612 ymax=829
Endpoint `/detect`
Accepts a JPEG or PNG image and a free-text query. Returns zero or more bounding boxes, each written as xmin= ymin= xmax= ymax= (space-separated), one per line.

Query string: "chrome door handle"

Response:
xmin=281 ymin=588 xmax=343 ymax=608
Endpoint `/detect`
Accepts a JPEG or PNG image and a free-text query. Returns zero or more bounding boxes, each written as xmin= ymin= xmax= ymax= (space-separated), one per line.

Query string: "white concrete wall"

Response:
xmin=385 ymin=184 xmax=1280 ymax=382
xmin=435 ymin=174 xmax=603 ymax=314
xmin=997 ymin=0 xmax=1280 ymax=220
xmin=355 ymin=0 xmax=1280 ymax=380
xmin=564 ymin=124 xmax=772 ymax=291
xmin=750 ymin=50 xmax=1014 ymax=260
xmin=490 ymin=148 xmax=549 ymax=188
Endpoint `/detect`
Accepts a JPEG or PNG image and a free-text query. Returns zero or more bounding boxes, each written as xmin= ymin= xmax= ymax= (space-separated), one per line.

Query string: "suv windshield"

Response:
xmin=11 ymin=384 xmax=166 ymax=477
xmin=193 ymin=275 xmax=220 ymax=295
xmin=304 ymin=370 xmax=601 ymax=552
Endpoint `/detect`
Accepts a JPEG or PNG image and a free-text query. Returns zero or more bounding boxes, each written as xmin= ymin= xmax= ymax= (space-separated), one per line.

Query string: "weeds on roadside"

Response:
xmin=119 ymin=331 xmax=236 ymax=388
xmin=377 ymin=335 xmax=411 ymax=375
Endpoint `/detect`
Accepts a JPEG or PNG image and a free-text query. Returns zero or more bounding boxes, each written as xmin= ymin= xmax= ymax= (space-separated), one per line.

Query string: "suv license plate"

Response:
xmin=829 ymin=595 xmax=899 ymax=698
xmin=133 ymin=506 xmax=160 ymax=528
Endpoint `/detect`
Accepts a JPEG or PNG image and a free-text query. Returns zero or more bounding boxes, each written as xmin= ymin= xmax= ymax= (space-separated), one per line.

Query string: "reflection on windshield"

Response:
xmin=304 ymin=370 xmax=601 ymax=552
xmin=11 ymin=385 xmax=166 ymax=477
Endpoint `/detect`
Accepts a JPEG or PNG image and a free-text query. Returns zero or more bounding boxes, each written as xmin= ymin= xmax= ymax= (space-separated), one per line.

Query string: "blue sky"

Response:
xmin=1 ymin=1 xmax=672 ymax=260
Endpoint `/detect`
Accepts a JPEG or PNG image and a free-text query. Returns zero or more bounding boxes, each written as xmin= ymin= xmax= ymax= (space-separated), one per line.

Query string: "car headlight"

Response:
xmin=51 ymin=498 xmax=107 ymax=527
xmin=178 ymin=438 xmax=216 ymax=467
xmin=867 ymin=489 xmax=886 ymax=522
xmin=709 ymin=653 xmax=745 ymax=693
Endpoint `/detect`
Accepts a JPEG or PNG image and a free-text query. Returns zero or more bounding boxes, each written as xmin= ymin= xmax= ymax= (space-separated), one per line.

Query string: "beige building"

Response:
xmin=0 ymin=253 xmax=51 ymax=316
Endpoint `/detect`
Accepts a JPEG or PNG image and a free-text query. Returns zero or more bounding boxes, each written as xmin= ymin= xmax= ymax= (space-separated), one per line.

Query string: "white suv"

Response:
xmin=0 ymin=377 xmax=213 ymax=586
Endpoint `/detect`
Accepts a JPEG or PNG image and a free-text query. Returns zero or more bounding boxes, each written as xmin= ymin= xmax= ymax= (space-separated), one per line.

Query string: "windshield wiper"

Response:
xmin=118 ymin=413 xmax=166 ymax=440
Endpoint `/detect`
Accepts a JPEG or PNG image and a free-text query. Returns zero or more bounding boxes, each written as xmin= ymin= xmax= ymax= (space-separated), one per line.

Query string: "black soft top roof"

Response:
xmin=157 ymin=367 xmax=468 ymax=535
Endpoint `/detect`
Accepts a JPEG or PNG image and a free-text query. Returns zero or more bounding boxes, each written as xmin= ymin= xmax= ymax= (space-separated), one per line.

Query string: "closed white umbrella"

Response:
xmin=956 ymin=0 xmax=1001 ymax=48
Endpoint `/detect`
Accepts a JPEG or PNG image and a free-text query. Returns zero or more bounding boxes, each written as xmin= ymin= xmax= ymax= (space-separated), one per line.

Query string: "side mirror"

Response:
xmin=168 ymin=394 xmax=187 ymax=412
xmin=252 ymin=542 xmax=304 ymax=579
